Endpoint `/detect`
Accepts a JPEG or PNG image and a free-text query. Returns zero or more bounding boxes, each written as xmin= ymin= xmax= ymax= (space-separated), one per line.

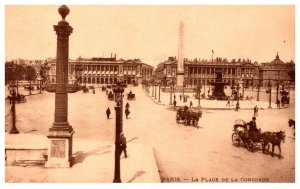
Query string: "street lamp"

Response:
xmin=154 ymin=82 xmax=157 ymax=99
xmin=7 ymin=64 xmax=19 ymax=134
xmin=256 ymin=80 xmax=260 ymax=101
xmin=197 ymin=82 xmax=202 ymax=107
xmin=158 ymin=81 xmax=161 ymax=103
xmin=112 ymin=82 xmax=124 ymax=183
xmin=268 ymin=77 xmax=272 ymax=109
xmin=237 ymin=79 xmax=243 ymax=110
xmin=37 ymin=75 xmax=43 ymax=94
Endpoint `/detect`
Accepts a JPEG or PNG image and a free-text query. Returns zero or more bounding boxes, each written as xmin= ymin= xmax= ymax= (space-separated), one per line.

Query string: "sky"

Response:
xmin=5 ymin=5 xmax=295 ymax=67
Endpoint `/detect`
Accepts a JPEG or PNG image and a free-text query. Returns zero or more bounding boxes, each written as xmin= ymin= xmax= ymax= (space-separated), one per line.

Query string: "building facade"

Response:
xmin=260 ymin=53 xmax=295 ymax=87
xmin=48 ymin=55 xmax=153 ymax=86
xmin=155 ymin=56 xmax=260 ymax=88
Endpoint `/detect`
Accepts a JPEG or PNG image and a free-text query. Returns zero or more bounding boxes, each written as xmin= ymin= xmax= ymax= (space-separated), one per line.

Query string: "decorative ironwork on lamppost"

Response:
xmin=268 ymin=77 xmax=272 ymax=109
xmin=112 ymin=82 xmax=124 ymax=183
xmin=8 ymin=64 xmax=19 ymax=134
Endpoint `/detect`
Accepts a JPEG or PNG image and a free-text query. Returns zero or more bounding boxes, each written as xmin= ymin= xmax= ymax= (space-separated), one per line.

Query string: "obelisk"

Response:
xmin=45 ymin=5 xmax=80 ymax=168
xmin=177 ymin=22 xmax=184 ymax=87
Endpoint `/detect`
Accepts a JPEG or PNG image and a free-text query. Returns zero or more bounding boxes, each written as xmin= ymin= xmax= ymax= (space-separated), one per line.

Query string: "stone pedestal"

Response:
xmin=45 ymin=130 xmax=74 ymax=168
xmin=176 ymin=72 xmax=184 ymax=87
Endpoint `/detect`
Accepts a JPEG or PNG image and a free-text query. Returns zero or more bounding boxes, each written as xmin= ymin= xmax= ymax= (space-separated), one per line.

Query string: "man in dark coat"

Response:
xmin=125 ymin=107 xmax=130 ymax=119
xmin=106 ymin=107 xmax=111 ymax=119
xmin=120 ymin=133 xmax=127 ymax=158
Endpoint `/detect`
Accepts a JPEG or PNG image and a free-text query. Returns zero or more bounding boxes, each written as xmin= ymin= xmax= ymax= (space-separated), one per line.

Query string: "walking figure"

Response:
xmin=190 ymin=101 xmax=193 ymax=107
xmin=173 ymin=100 xmax=177 ymax=109
xmin=179 ymin=94 xmax=182 ymax=101
xmin=174 ymin=94 xmax=176 ymax=100
xmin=125 ymin=102 xmax=130 ymax=109
xmin=276 ymin=99 xmax=280 ymax=108
xmin=106 ymin=90 xmax=108 ymax=95
xmin=254 ymin=105 xmax=258 ymax=117
xmin=125 ymin=107 xmax=130 ymax=119
xmin=106 ymin=107 xmax=111 ymax=119
xmin=226 ymin=96 xmax=230 ymax=107
xmin=93 ymin=89 xmax=95 ymax=94
xmin=120 ymin=133 xmax=127 ymax=158
xmin=235 ymin=102 xmax=239 ymax=111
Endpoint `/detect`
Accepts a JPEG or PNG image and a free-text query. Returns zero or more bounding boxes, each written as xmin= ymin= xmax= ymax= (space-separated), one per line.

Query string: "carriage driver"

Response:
xmin=248 ymin=117 xmax=260 ymax=141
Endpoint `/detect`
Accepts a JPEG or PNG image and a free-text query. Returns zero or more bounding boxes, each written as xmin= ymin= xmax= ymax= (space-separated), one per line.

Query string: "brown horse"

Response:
xmin=261 ymin=131 xmax=286 ymax=159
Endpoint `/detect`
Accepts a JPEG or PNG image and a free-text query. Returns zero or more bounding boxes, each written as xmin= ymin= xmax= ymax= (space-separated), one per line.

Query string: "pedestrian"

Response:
xmin=179 ymin=94 xmax=182 ymax=101
xmin=276 ymin=99 xmax=280 ymax=108
xmin=235 ymin=102 xmax=239 ymax=111
xmin=125 ymin=102 xmax=130 ymax=109
xmin=106 ymin=107 xmax=111 ymax=119
xmin=120 ymin=133 xmax=127 ymax=158
xmin=174 ymin=94 xmax=176 ymax=100
xmin=253 ymin=105 xmax=258 ymax=116
xmin=173 ymin=100 xmax=177 ymax=109
xmin=226 ymin=96 xmax=230 ymax=107
xmin=125 ymin=107 xmax=130 ymax=119
xmin=190 ymin=101 xmax=193 ymax=107
xmin=106 ymin=90 xmax=108 ymax=95
xmin=93 ymin=89 xmax=95 ymax=94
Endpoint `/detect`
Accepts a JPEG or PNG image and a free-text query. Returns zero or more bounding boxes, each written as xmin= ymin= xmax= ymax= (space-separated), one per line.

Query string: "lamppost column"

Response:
xmin=158 ymin=84 xmax=161 ymax=103
xmin=154 ymin=85 xmax=157 ymax=99
xmin=268 ymin=77 xmax=272 ymax=108
xmin=257 ymin=80 xmax=260 ymax=101
xmin=9 ymin=87 xmax=19 ymax=134
xmin=113 ymin=103 xmax=122 ymax=183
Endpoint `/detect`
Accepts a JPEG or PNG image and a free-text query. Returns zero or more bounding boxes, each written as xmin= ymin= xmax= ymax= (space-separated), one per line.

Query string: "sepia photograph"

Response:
xmin=2 ymin=1 xmax=297 ymax=186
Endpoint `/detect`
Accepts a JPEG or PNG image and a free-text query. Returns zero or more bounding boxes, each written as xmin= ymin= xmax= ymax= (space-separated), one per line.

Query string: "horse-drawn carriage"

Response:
xmin=101 ymin=86 xmax=106 ymax=91
xmin=108 ymin=92 xmax=114 ymax=101
xmin=127 ymin=91 xmax=135 ymax=100
xmin=176 ymin=106 xmax=202 ymax=126
xmin=232 ymin=119 xmax=268 ymax=152
xmin=82 ymin=86 xmax=89 ymax=93
xmin=24 ymin=85 xmax=34 ymax=91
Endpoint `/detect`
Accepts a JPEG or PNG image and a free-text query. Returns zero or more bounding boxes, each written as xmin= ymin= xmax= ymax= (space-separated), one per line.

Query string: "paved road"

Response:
xmin=5 ymin=85 xmax=295 ymax=182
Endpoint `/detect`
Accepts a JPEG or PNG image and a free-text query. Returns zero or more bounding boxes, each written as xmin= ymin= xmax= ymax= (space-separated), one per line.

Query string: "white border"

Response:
xmin=1 ymin=1 xmax=298 ymax=189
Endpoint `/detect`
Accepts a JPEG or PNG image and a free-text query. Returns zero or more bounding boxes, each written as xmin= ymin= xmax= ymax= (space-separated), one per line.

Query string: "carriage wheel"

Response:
xmin=247 ymin=139 xmax=254 ymax=152
xmin=232 ymin=133 xmax=240 ymax=147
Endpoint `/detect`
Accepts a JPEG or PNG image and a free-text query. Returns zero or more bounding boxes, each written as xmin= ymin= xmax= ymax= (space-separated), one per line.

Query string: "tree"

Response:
xmin=26 ymin=65 xmax=36 ymax=95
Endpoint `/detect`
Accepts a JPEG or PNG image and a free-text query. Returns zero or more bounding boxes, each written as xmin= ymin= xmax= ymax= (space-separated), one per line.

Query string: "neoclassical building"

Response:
xmin=48 ymin=55 xmax=153 ymax=86
xmin=155 ymin=56 xmax=260 ymax=88
xmin=260 ymin=53 xmax=295 ymax=87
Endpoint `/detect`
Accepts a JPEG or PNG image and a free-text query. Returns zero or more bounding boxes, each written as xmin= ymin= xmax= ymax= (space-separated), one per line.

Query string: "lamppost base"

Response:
xmin=113 ymin=178 xmax=121 ymax=183
xmin=9 ymin=127 xmax=19 ymax=134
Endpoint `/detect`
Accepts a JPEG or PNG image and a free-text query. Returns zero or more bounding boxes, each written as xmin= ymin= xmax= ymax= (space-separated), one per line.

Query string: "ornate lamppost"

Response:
xmin=112 ymin=82 xmax=124 ymax=183
xmin=237 ymin=79 xmax=243 ymax=109
xmin=158 ymin=81 xmax=161 ymax=103
xmin=8 ymin=64 xmax=19 ymax=134
xmin=154 ymin=81 xmax=157 ymax=100
xmin=197 ymin=82 xmax=202 ymax=107
xmin=37 ymin=74 xmax=43 ymax=94
xmin=257 ymin=79 xmax=260 ymax=101
xmin=268 ymin=77 xmax=272 ymax=109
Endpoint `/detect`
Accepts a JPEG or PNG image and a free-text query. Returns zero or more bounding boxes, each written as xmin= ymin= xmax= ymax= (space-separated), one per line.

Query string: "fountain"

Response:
xmin=209 ymin=68 xmax=229 ymax=100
